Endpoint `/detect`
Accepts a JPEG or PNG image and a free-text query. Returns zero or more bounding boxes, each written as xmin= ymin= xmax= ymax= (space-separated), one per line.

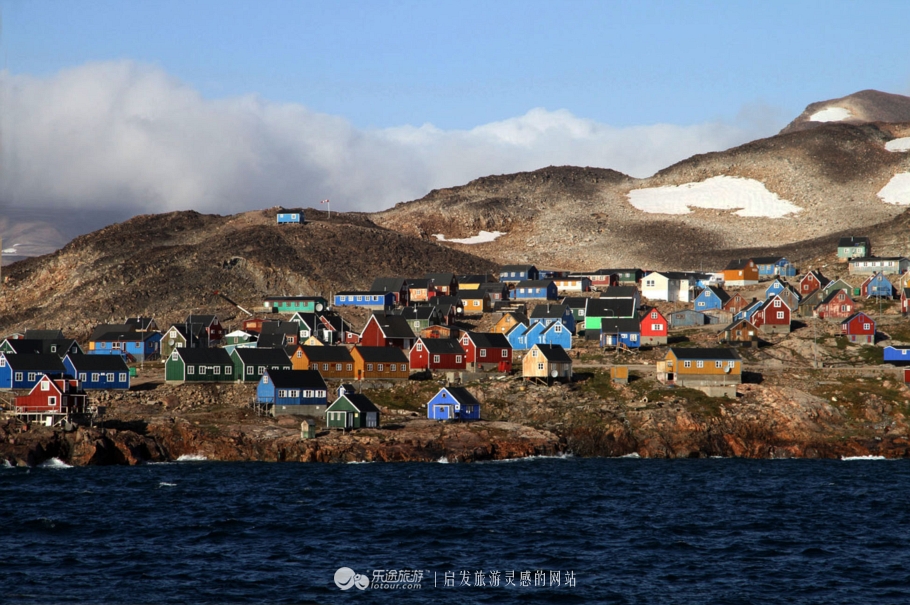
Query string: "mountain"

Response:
xmin=780 ymin=89 xmax=910 ymax=134
xmin=0 ymin=208 xmax=497 ymax=338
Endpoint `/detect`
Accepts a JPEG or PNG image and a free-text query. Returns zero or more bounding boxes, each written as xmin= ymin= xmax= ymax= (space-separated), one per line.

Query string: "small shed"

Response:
xmin=277 ymin=212 xmax=303 ymax=224
xmin=610 ymin=366 xmax=629 ymax=384
xmin=300 ymin=420 xmax=316 ymax=440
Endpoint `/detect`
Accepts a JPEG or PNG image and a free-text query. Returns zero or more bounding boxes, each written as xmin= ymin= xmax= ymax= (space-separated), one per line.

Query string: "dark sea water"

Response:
xmin=2 ymin=456 xmax=910 ymax=604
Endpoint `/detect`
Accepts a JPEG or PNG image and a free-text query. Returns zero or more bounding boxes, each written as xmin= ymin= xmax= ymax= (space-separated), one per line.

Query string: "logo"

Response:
xmin=334 ymin=567 xmax=369 ymax=591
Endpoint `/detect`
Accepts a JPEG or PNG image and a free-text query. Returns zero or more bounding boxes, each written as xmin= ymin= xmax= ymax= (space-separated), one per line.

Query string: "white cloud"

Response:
xmin=0 ymin=61 xmax=782 ymax=215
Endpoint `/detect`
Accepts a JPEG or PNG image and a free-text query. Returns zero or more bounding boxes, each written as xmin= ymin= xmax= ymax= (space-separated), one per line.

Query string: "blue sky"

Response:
xmin=1 ymin=0 xmax=909 ymax=219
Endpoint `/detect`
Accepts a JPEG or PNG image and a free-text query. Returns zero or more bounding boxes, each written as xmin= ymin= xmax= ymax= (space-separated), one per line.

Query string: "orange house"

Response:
xmin=290 ymin=345 xmax=356 ymax=379
xmin=723 ymin=259 xmax=759 ymax=286
xmin=493 ymin=311 xmax=529 ymax=334
xmin=351 ymin=346 xmax=411 ymax=380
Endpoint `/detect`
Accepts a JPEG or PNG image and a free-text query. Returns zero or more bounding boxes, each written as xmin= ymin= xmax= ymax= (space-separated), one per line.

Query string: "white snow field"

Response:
xmin=809 ymin=107 xmax=852 ymax=122
xmin=433 ymin=230 xmax=506 ymax=244
xmin=627 ymin=176 xmax=802 ymax=218
xmin=877 ymin=173 xmax=910 ymax=206
xmin=885 ymin=137 xmax=910 ymax=152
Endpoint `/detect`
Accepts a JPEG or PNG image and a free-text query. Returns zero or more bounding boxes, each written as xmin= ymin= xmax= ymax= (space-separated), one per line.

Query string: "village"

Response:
xmin=2 ymin=215 xmax=910 ymax=456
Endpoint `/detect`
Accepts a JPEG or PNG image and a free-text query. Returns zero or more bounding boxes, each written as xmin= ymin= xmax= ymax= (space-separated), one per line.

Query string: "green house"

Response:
xmin=837 ymin=236 xmax=870 ymax=260
xmin=263 ymin=296 xmax=328 ymax=314
xmin=165 ymin=348 xmax=235 ymax=383
xmin=325 ymin=392 xmax=381 ymax=429
xmin=230 ymin=348 xmax=292 ymax=383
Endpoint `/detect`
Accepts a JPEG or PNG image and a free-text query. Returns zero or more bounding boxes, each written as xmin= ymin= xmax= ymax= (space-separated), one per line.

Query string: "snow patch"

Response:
xmin=433 ymin=230 xmax=506 ymax=245
xmin=885 ymin=137 xmax=910 ymax=152
xmin=627 ymin=176 xmax=802 ymax=218
xmin=2 ymin=248 xmax=17 ymax=254
xmin=877 ymin=173 xmax=910 ymax=206
xmin=809 ymin=107 xmax=852 ymax=122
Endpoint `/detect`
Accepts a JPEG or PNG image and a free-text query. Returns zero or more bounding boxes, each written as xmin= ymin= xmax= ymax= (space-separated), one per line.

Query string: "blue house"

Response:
xmin=505 ymin=322 xmax=531 ymax=351
xmin=753 ymin=256 xmax=797 ymax=277
xmin=863 ymin=272 xmax=894 ymax=298
xmin=599 ymin=318 xmax=641 ymax=349
xmin=88 ymin=328 xmax=162 ymax=362
xmin=529 ymin=303 xmax=576 ymax=334
xmin=499 ymin=265 xmax=539 ymax=284
xmin=734 ymin=300 xmax=764 ymax=322
xmin=513 ymin=280 xmax=558 ymax=301
xmin=426 ymin=386 xmax=481 ymax=421
xmin=256 ymin=369 xmax=328 ymax=416
xmin=694 ymin=286 xmax=730 ymax=311
xmin=538 ymin=320 xmax=573 ymax=350
xmin=334 ymin=291 xmax=396 ymax=310
xmin=764 ymin=279 xmax=788 ymax=299
xmin=63 ymin=354 xmax=130 ymax=390
xmin=668 ymin=309 xmax=709 ymax=327
xmin=277 ymin=212 xmax=303 ymax=224
xmin=0 ymin=353 xmax=66 ymax=390
xmin=884 ymin=346 xmax=910 ymax=364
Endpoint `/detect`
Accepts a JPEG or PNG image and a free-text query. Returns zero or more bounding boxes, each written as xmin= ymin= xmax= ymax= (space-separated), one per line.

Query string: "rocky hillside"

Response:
xmin=0 ymin=208 xmax=497 ymax=338
xmin=781 ymin=89 xmax=910 ymax=134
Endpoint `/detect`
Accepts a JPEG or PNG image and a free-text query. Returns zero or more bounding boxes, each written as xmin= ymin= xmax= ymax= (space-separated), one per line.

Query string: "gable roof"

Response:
xmin=366 ymin=313 xmax=416 ymax=339
xmin=531 ymin=344 xmax=572 ymax=362
xmin=702 ymin=285 xmax=731 ymax=303
xmin=296 ymin=346 xmax=354 ymax=363
xmin=262 ymin=369 xmax=327 ymax=390
xmin=436 ymin=386 xmax=481 ymax=408
xmin=232 ymin=348 xmax=292 ymax=366
xmin=600 ymin=318 xmax=642 ymax=333
xmin=63 ymin=353 xmax=129 ymax=372
xmin=724 ymin=259 xmax=754 ymax=270
xmin=530 ymin=303 xmax=571 ymax=319
xmin=838 ymin=236 xmax=870 ymax=248
xmin=500 ymin=264 xmax=536 ymax=273
xmin=516 ymin=279 xmax=554 ymax=288
xmin=90 ymin=324 xmax=134 ymax=341
xmin=330 ymin=393 xmax=381 ymax=414
xmin=818 ymin=288 xmax=853 ymax=306
xmin=586 ymin=298 xmax=636 ymax=318
xmin=24 ymin=329 xmax=65 ymax=340
xmin=418 ymin=338 xmax=465 ymax=355
xmin=425 ymin=273 xmax=455 ymax=285
xmin=751 ymin=256 xmax=787 ymax=265
xmin=842 ymin=311 xmax=874 ymax=325
xmin=1 ymin=353 xmax=67 ymax=372
xmin=463 ymin=331 xmax=511 ymax=349
xmin=352 ymin=346 xmax=409 ymax=363
xmin=370 ymin=277 xmax=408 ymax=293
xmin=561 ymin=297 xmax=588 ymax=309
xmin=172 ymin=347 xmax=233 ymax=366
xmin=407 ymin=278 xmax=433 ymax=289
xmin=669 ymin=347 xmax=741 ymax=361
xmin=124 ymin=317 xmax=156 ymax=331
xmin=600 ymin=286 xmax=639 ymax=298
xmin=185 ymin=314 xmax=219 ymax=327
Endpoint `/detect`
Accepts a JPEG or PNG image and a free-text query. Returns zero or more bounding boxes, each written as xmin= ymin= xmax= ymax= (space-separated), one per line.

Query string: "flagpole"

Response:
xmin=321 ymin=199 xmax=331 ymax=219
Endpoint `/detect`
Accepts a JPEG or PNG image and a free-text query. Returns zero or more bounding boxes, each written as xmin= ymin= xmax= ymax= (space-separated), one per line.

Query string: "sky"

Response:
xmin=1 ymin=0 xmax=909 ymax=221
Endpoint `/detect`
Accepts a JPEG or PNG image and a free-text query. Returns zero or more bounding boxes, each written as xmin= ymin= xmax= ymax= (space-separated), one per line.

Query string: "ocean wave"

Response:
xmin=176 ymin=454 xmax=208 ymax=462
xmin=436 ymin=456 xmax=450 ymax=464
xmin=158 ymin=482 xmax=177 ymax=487
xmin=841 ymin=455 xmax=888 ymax=461
xmin=38 ymin=457 xmax=73 ymax=469
xmin=617 ymin=452 xmax=641 ymax=459
xmin=481 ymin=453 xmax=574 ymax=463
xmin=2 ymin=459 xmax=13 ymax=468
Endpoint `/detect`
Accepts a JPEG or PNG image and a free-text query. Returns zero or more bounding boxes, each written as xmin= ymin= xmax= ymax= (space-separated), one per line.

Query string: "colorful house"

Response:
xmin=326 ymin=389 xmax=381 ymax=429
xmin=849 ymin=256 xmax=910 ymax=276
xmin=694 ymin=286 xmax=730 ymax=311
xmin=798 ymin=270 xmax=829 ymax=296
xmin=537 ymin=320 xmax=573 ymax=350
xmin=87 ymin=325 xmax=162 ymax=362
xmin=459 ymin=291 xmax=491 ymax=315
xmin=370 ymin=278 xmax=410 ymax=306
xmin=426 ymin=387 xmax=481 ymax=421
xmin=903 ymin=288 xmax=910 ymax=314
xmin=814 ymin=289 xmax=855 ymax=320
xmin=407 ymin=279 xmax=437 ymax=303
xmin=291 ymin=346 xmax=355 ymax=380
xmin=733 ymin=300 xmax=763 ymax=323
xmin=460 ymin=332 xmax=512 ymax=371
xmin=883 ymin=346 xmax=910 ymax=364
xmin=529 ymin=303 xmax=576 ymax=334
xmin=723 ymin=292 xmax=751 ymax=314
xmin=861 ymin=272 xmax=894 ymax=298
xmin=601 ymin=286 xmax=642 ymax=308
xmin=837 ymin=236 xmax=870 ymax=260
xmin=359 ymin=313 xmax=416 ymax=349
xmin=409 ymin=338 xmax=466 ymax=371
xmin=764 ymin=279 xmax=788 ymax=299
xmin=499 ymin=265 xmax=539 ymax=284
xmin=334 ymin=291 xmax=396 ymax=310
xmin=493 ymin=312 xmax=529 ymax=335
xmin=750 ymin=295 xmax=791 ymax=334
xmin=640 ymin=308 xmax=669 ymax=346
xmin=425 ymin=273 xmax=458 ymax=296
xmin=553 ymin=276 xmax=591 ymax=292
xmin=62 ymin=354 xmax=130 ymax=390
xmin=513 ymin=280 xmax=558 ymax=301
xmin=642 ymin=272 xmax=690 ymax=303
xmin=277 ymin=212 xmax=303 ymax=224
xmin=263 ymin=296 xmax=328 ymax=314
xmin=505 ymin=322 xmax=531 ymax=351
xmin=599 ymin=318 xmax=641 ymax=349
xmin=0 ymin=353 xmax=67 ymax=390
xmin=256 ymin=369 xmax=328 ymax=416
xmin=752 ymin=256 xmax=796 ymax=277
xmin=164 ymin=348 xmax=235 ymax=384
xmin=657 ymin=347 xmax=741 ymax=387
xmin=561 ymin=297 xmax=589 ymax=325
xmin=0 ymin=338 xmax=82 ymax=358
xmin=723 ymin=259 xmax=759 ymax=286
xmin=522 ymin=344 xmax=572 ymax=383
xmin=841 ymin=312 xmax=875 ymax=344
xmin=718 ymin=319 xmax=761 ymax=345
xmin=350 ymin=346 xmax=410 ymax=380
xmin=14 ymin=375 xmax=86 ymax=418
xmin=183 ymin=315 xmax=224 ymax=345
xmin=584 ymin=298 xmax=637 ymax=337
xmin=668 ymin=309 xmax=709 ymax=327
xmin=231 ymin=348 xmax=293 ymax=383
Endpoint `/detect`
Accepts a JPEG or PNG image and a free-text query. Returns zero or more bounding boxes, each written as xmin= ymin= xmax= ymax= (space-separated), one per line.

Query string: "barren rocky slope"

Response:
xmin=781 ymin=89 xmax=910 ymax=133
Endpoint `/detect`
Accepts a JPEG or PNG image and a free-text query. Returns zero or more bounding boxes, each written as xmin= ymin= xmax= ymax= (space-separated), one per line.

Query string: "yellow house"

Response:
xmin=657 ymin=347 xmax=741 ymax=387
xmin=460 ymin=292 xmax=491 ymax=315
xmin=522 ymin=344 xmax=572 ymax=383
xmin=350 ymin=346 xmax=410 ymax=380
xmin=493 ymin=312 xmax=529 ymax=335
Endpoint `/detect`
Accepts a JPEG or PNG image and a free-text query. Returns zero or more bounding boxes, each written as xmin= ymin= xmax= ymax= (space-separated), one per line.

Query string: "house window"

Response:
xmin=390 ymin=364 xmax=396 ymax=372
xmin=226 ymin=366 xmax=232 ymax=374
xmin=480 ymin=349 xmax=487 ymax=358
xmin=259 ymin=366 xmax=266 ymax=375
xmin=416 ymin=343 xmax=423 ymax=352
xmin=187 ymin=367 xmax=194 ymax=375
xmin=555 ymin=324 xmax=562 ymax=333
xmin=630 ymin=334 xmax=638 ymax=342
xmin=455 ymin=356 xmax=462 ymax=363
xmin=0 ymin=357 xmax=4 ymax=367
xmin=646 ymin=280 xmax=655 ymax=287
xmin=433 ymin=355 xmax=441 ymax=364
xmin=14 ymin=372 xmax=23 ymax=382
xmin=199 ymin=366 xmax=206 ymax=375
xmin=107 ymin=373 xmax=114 ymax=381
xmin=715 ymin=361 xmax=722 ymax=368
xmin=773 ymin=299 xmax=781 ymax=307
xmin=652 ymin=323 xmax=662 ymax=331
xmin=50 ymin=345 xmax=57 ymax=353
xmin=213 ymin=366 xmax=220 ymax=375
xmin=92 ymin=373 xmax=100 ymax=382
xmin=79 ymin=373 xmax=86 ymax=381
xmin=119 ymin=373 xmax=127 ymax=382
xmin=696 ymin=361 xmax=704 ymax=368
xmin=41 ymin=380 xmax=50 ymax=391
xmin=502 ymin=350 xmax=508 ymax=358
xmin=683 ymin=361 xmax=691 ymax=368
xmin=841 ymin=305 xmax=848 ymax=312
xmin=335 ymin=363 xmax=342 ymax=371
xmin=864 ymin=323 xmax=871 ymax=330
xmin=537 ymin=363 xmax=544 ymax=370
xmin=346 ymin=364 xmax=353 ymax=371
xmin=377 ymin=364 xmax=384 ymax=372
xmin=112 ymin=342 xmax=122 ymax=350
xmin=322 ymin=364 xmax=329 ymax=371
xmin=532 ymin=349 xmax=538 ymax=357
xmin=367 ymin=363 xmax=373 ymax=372
xmin=48 ymin=396 xmax=57 ymax=408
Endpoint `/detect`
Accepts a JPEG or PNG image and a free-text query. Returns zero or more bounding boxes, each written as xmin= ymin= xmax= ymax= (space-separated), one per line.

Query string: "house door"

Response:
xmin=346 ymin=412 xmax=354 ymax=428
xmin=436 ymin=405 xmax=449 ymax=420
xmin=365 ymin=413 xmax=377 ymax=428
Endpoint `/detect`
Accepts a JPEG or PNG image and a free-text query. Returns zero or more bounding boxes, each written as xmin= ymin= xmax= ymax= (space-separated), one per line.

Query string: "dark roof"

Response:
xmin=456 ymin=274 xmax=488 ymax=285
xmin=335 ymin=393 xmax=381 ymax=414
xmin=63 ymin=353 xmax=129 ymax=372
xmin=458 ymin=291 xmax=488 ymax=300
xmin=418 ymin=338 xmax=465 ymax=355
xmin=500 ymin=311 xmax=529 ymax=325
xmin=532 ymin=344 xmax=572 ymax=362
xmin=263 ymin=369 xmax=327 ymax=390
xmin=24 ymin=329 xmax=65 ymax=340
xmin=260 ymin=321 xmax=297 ymax=335
xmin=353 ymin=346 xmax=409 ymax=363
xmin=600 ymin=286 xmax=639 ymax=298
xmin=838 ymin=236 xmax=870 ymax=247
xmin=336 ymin=290 xmax=393 ymax=297
xmin=429 ymin=295 xmax=463 ymax=307
xmin=124 ymin=317 xmax=157 ymax=331
xmin=392 ymin=306 xmax=440 ymax=321
xmin=90 ymin=324 xmax=134 ymax=341
xmin=438 ymin=386 xmax=481 ymax=408
xmin=425 ymin=273 xmax=455 ymax=284
xmin=669 ymin=347 xmax=741 ymax=361
xmin=257 ymin=333 xmax=291 ymax=348
xmin=561 ymin=297 xmax=588 ymax=309
xmin=263 ymin=296 xmax=325 ymax=302
xmin=850 ymin=256 xmax=909 ymax=262
xmin=1 ymin=353 xmax=67 ymax=372
xmin=233 ymin=348 xmax=292 ymax=366
xmin=500 ymin=264 xmax=536 ymax=272
xmin=368 ymin=314 xmax=416 ymax=339
xmin=586 ymin=298 xmax=636 ymax=318
xmin=530 ymin=303 xmax=570 ymax=319
xmin=297 ymin=346 xmax=354 ymax=363
xmin=751 ymin=256 xmax=787 ymax=265
xmin=723 ymin=259 xmax=754 ymax=270
xmin=408 ymin=279 xmax=432 ymax=289
xmin=703 ymin=285 xmax=731 ymax=303
xmin=289 ymin=312 xmax=318 ymax=329
xmin=173 ymin=348 xmax=233 ymax=366
xmin=463 ymin=332 xmax=510 ymax=349
xmin=185 ymin=314 xmax=218 ymax=327
xmin=370 ymin=277 xmax=408 ymax=293
xmin=92 ymin=330 xmax=155 ymax=343
xmin=818 ymin=288 xmax=852 ymax=306
xmin=2 ymin=339 xmax=45 ymax=355
xmin=600 ymin=318 xmax=641 ymax=333
xmin=517 ymin=280 xmax=554 ymax=288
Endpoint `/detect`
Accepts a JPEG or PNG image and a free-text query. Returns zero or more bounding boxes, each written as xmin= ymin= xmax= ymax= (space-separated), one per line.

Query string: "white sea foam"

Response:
xmin=618 ymin=452 xmax=641 ymax=459
xmin=2 ymin=459 xmax=14 ymax=468
xmin=877 ymin=173 xmax=910 ymax=206
xmin=158 ymin=481 xmax=177 ymax=487
xmin=176 ymin=454 xmax=208 ymax=462
xmin=627 ymin=176 xmax=802 ymax=218
xmin=345 ymin=460 xmax=374 ymax=464
xmin=38 ymin=457 xmax=72 ymax=469
xmin=481 ymin=453 xmax=574 ymax=463
xmin=809 ymin=107 xmax=852 ymax=122
xmin=841 ymin=455 xmax=887 ymax=461
xmin=885 ymin=137 xmax=910 ymax=152
xmin=433 ymin=230 xmax=506 ymax=244
xmin=436 ymin=456 xmax=450 ymax=463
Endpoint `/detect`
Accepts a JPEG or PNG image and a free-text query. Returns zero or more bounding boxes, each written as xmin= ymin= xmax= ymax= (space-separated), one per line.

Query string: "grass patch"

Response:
xmin=579 ymin=370 xmax=617 ymax=399
xmin=362 ymin=381 xmax=441 ymax=412
xmin=856 ymin=346 xmax=884 ymax=365
xmin=811 ymin=376 xmax=906 ymax=418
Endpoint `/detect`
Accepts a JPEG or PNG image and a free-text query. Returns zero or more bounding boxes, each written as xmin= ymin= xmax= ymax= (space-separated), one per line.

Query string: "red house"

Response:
xmin=409 ymin=337 xmax=466 ymax=371
xmin=799 ymin=270 xmax=829 ymax=296
xmin=723 ymin=293 xmax=750 ymax=314
xmin=841 ymin=312 xmax=875 ymax=344
xmin=751 ymin=295 xmax=791 ymax=334
xmin=15 ymin=375 xmax=87 ymax=415
xmin=459 ymin=332 xmax=512 ymax=371
xmin=359 ymin=314 xmax=416 ymax=349
xmin=639 ymin=308 xmax=668 ymax=345
xmin=814 ymin=289 xmax=855 ymax=319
